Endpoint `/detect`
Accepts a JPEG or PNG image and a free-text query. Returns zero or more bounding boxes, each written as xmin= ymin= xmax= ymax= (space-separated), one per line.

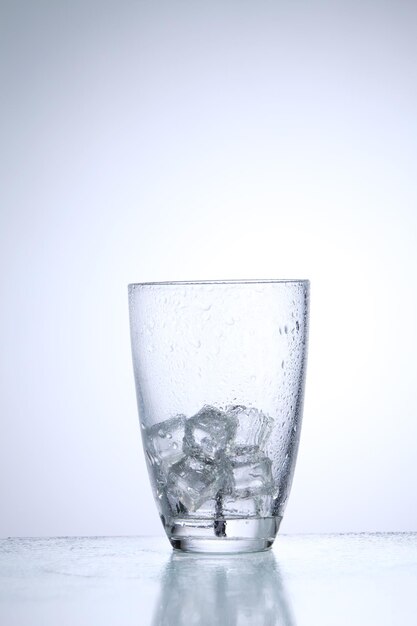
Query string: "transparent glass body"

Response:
xmin=129 ymin=280 xmax=309 ymax=553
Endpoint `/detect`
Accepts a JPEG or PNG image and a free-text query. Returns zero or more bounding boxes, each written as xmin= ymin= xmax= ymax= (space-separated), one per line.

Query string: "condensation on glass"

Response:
xmin=129 ymin=279 xmax=309 ymax=553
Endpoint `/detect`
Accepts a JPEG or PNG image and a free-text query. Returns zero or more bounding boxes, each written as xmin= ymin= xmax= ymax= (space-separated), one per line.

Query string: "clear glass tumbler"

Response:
xmin=128 ymin=279 xmax=309 ymax=553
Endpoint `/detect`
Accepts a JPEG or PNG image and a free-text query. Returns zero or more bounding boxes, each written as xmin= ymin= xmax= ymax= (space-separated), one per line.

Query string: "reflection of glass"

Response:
xmin=152 ymin=550 xmax=295 ymax=626
xmin=129 ymin=279 xmax=309 ymax=553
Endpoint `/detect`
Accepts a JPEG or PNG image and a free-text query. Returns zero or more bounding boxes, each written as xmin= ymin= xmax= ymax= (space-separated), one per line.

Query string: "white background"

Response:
xmin=1 ymin=0 xmax=416 ymax=537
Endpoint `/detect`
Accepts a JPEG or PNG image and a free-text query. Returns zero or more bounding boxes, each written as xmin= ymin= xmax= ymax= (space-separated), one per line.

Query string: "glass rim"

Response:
xmin=129 ymin=278 xmax=310 ymax=288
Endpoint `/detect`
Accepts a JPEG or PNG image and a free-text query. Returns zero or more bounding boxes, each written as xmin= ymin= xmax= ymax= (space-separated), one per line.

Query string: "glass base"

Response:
xmin=167 ymin=516 xmax=281 ymax=554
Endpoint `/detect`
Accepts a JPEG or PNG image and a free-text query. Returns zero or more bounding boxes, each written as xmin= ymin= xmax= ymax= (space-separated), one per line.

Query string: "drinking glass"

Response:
xmin=128 ymin=279 xmax=309 ymax=553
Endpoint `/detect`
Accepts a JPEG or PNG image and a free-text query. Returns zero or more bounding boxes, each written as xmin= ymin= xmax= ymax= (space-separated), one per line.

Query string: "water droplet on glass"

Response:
xmin=158 ymin=429 xmax=165 ymax=438
xmin=284 ymin=325 xmax=288 ymax=334
xmin=281 ymin=360 xmax=285 ymax=369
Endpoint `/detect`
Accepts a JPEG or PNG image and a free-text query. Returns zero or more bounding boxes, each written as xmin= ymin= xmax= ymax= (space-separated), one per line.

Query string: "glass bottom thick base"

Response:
xmin=167 ymin=516 xmax=281 ymax=554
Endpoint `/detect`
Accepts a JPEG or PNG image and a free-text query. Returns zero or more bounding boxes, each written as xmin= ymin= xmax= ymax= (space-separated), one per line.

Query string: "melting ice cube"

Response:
xmin=228 ymin=446 xmax=273 ymax=498
xmin=221 ymin=494 xmax=273 ymax=518
xmin=226 ymin=405 xmax=274 ymax=449
xmin=145 ymin=415 xmax=186 ymax=471
xmin=167 ymin=455 xmax=229 ymax=513
xmin=183 ymin=405 xmax=237 ymax=461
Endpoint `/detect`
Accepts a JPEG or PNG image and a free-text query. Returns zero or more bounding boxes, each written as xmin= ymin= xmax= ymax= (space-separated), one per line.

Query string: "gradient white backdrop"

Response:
xmin=1 ymin=0 xmax=416 ymax=537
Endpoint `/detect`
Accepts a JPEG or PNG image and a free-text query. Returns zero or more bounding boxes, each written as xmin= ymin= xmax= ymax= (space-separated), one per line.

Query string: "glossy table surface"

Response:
xmin=1 ymin=533 xmax=416 ymax=625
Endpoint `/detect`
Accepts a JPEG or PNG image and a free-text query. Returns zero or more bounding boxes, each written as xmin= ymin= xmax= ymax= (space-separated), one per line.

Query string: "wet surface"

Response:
xmin=1 ymin=534 xmax=416 ymax=625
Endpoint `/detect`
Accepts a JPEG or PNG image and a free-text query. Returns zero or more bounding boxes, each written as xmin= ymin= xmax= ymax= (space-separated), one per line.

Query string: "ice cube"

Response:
xmin=167 ymin=455 xmax=229 ymax=513
xmin=226 ymin=405 xmax=274 ymax=449
xmin=221 ymin=495 xmax=261 ymax=517
xmin=228 ymin=446 xmax=273 ymax=498
xmin=184 ymin=498 xmax=218 ymax=518
xmin=222 ymin=494 xmax=273 ymax=517
xmin=145 ymin=415 xmax=186 ymax=471
xmin=183 ymin=405 xmax=237 ymax=461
